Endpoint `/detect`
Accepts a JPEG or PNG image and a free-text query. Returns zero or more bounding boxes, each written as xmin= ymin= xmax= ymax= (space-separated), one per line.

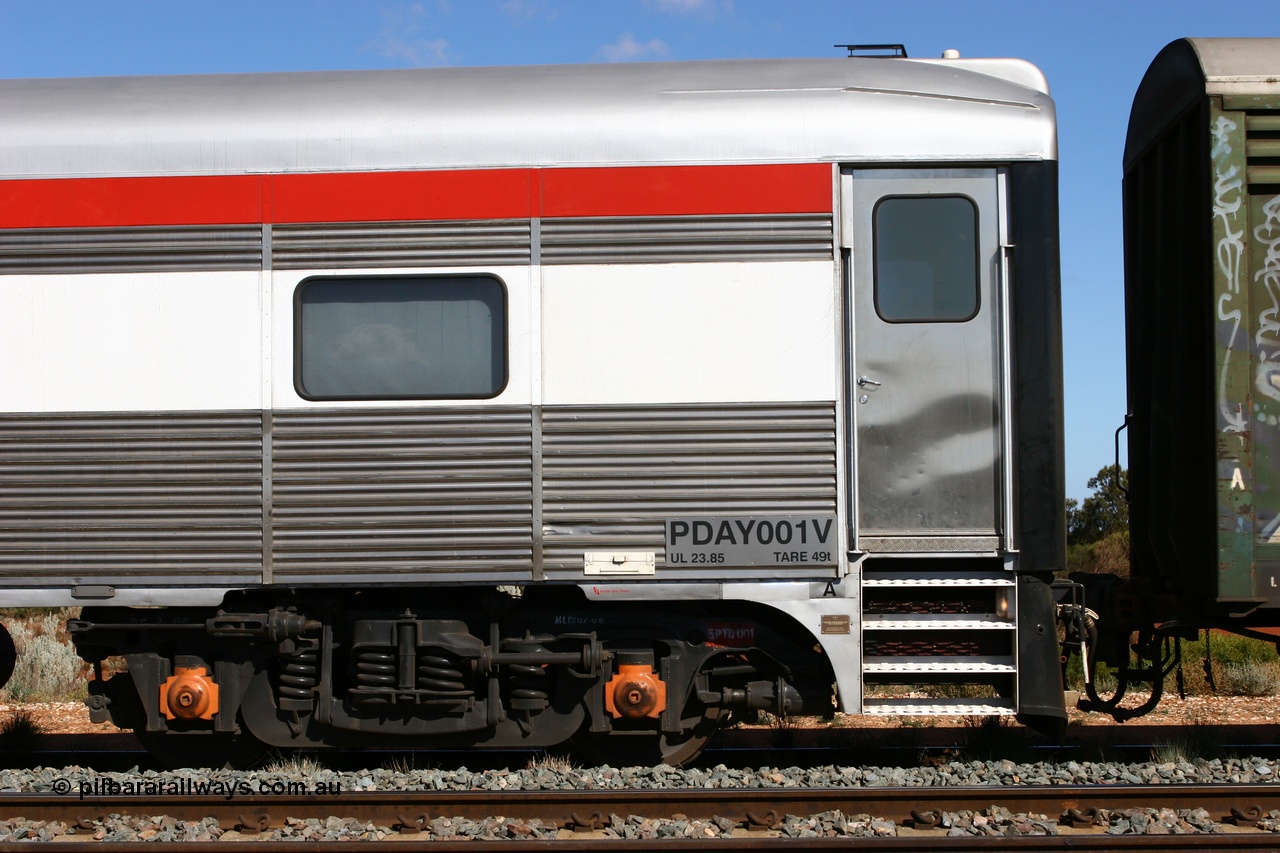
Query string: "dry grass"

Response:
xmin=262 ymin=752 xmax=327 ymax=776
xmin=1150 ymin=717 xmax=1224 ymax=764
xmin=0 ymin=707 xmax=44 ymax=752
xmin=1220 ymin=660 xmax=1280 ymax=697
xmin=527 ymin=753 xmax=577 ymax=774
xmin=956 ymin=714 xmax=1021 ymax=761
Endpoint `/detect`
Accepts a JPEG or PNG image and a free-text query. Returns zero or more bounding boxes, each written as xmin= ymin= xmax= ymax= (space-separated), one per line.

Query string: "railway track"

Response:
xmin=6 ymin=725 xmax=1280 ymax=847
xmin=15 ymin=722 xmax=1280 ymax=772
xmin=3 ymin=783 xmax=1280 ymax=848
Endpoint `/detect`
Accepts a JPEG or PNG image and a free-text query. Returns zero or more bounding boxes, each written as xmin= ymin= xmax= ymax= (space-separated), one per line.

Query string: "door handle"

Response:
xmin=857 ymin=375 xmax=881 ymax=387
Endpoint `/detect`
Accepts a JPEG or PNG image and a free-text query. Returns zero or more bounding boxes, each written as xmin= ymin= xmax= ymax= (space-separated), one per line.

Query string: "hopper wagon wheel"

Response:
xmin=569 ymin=701 xmax=728 ymax=768
xmin=136 ymin=726 xmax=271 ymax=771
xmin=0 ymin=624 xmax=14 ymax=693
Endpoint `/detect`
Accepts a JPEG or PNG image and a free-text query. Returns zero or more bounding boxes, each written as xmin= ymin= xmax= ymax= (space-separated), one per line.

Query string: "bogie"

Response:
xmin=72 ymin=591 xmax=833 ymax=767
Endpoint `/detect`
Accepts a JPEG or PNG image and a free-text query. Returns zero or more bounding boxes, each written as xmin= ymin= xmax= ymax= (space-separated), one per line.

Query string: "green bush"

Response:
xmin=1193 ymin=630 xmax=1278 ymax=665
xmin=1065 ymin=629 xmax=1280 ymax=698
xmin=1065 ymin=530 xmax=1130 ymax=577
xmin=1220 ymin=661 xmax=1280 ymax=697
xmin=0 ymin=609 xmax=89 ymax=703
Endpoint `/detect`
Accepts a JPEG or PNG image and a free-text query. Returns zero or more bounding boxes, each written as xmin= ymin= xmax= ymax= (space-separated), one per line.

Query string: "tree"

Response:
xmin=1067 ymin=465 xmax=1129 ymax=547
xmin=1065 ymin=465 xmax=1130 ymax=576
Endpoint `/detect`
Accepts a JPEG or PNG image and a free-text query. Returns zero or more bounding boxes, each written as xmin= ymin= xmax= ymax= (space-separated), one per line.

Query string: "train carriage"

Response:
xmin=0 ymin=53 xmax=1066 ymax=766
xmin=1072 ymin=38 xmax=1280 ymax=717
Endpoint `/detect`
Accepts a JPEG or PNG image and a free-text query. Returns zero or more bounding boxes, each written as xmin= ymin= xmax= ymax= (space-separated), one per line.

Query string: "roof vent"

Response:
xmin=942 ymin=49 xmax=961 ymax=59
xmin=835 ymin=44 xmax=907 ymax=58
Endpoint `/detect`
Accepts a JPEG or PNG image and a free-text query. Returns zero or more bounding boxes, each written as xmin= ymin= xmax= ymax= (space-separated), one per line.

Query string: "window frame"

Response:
xmin=871 ymin=193 xmax=981 ymax=324
xmin=292 ymin=272 xmax=510 ymax=402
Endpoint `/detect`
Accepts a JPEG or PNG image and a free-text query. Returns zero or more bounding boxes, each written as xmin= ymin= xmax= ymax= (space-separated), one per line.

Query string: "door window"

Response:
xmin=873 ymin=196 xmax=978 ymax=322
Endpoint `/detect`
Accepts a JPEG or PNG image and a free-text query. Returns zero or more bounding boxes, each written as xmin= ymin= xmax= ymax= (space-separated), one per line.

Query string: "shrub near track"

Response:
xmin=1066 ymin=629 xmax=1280 ymax=698
xmin=0 ymin=609 xmax=89 ymax=704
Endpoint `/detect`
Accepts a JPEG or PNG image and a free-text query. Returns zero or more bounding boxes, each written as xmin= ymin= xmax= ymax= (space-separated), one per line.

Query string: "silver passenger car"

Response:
xmin=0 ymin=52 xmax=1065 ymax=766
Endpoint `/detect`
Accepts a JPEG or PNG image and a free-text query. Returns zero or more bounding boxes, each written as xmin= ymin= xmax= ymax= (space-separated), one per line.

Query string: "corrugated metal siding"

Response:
xmin=271 ymin=220 xmax=531 ymax=269
xmin=0 ymin=226 xmax=262 ymax=273
xmin=270 ymin=408 xmax=535 ymax=581
xmin=0 ymin=412 xmax=263 ymax=581
xmin=541 ymin=403 xmax=837 ymax=571
xmin=540 ymin=214 xmax=833 ymax=264
xmin=1246 ymin=114 xmax=1280 ymax=186
xmin=0 ymin=216 xmax=830 ymax=273
xmin=1 ymin=403 xmax=840 ymax=588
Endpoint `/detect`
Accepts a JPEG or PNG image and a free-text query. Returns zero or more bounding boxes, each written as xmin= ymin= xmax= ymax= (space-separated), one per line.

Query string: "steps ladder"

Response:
xmin=859 ymin=568 xmax=1018 ymax=716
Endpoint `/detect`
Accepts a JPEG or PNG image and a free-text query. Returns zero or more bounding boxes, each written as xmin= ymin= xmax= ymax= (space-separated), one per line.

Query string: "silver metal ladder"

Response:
xmin=859 ymin=568 xmax=1018 ymax=716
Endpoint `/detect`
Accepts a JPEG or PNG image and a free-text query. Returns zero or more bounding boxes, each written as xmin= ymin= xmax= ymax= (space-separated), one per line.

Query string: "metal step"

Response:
xmin=862 ymin=572 xmax=1015 ymax=588
xmin=861 ymin=697 xmax=1016 ymax=716
xmin=862 ymin=656 xmax=1016 ymax=674
xmin=862 ymin=614 xmax=1014 ymax=630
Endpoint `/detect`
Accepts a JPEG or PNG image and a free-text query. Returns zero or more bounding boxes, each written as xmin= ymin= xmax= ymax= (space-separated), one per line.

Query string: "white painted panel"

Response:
xmin=542 ymin=261 xmax=837 ymax=405
xmin=270 ymin=267 xmax=534 ymax=408
xmin=0 ymin=272 xmax=262 ymax=413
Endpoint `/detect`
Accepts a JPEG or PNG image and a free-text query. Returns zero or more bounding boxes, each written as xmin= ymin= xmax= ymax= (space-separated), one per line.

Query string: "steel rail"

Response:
xmin=7 ymin=783 xmax=1280 ymax=832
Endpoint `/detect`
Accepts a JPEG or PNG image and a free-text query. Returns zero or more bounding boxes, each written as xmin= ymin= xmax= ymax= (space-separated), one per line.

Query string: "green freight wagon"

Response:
xmin=1125 ymin=38 xmax=1280 ymax=633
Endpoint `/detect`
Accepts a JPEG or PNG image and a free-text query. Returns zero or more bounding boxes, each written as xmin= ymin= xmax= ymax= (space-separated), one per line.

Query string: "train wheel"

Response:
xmin=136 ymin=728 xmax=270 ymax=771
xmin=0 ymin=624 xmax=15 ymax=693
xmin=569 ymin=704 xmax=727 ymax=768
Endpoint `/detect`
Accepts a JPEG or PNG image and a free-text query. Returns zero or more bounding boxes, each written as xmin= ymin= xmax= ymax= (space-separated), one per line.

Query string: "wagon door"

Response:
xmin=843 ymin=169 xmax=1010 ymax=552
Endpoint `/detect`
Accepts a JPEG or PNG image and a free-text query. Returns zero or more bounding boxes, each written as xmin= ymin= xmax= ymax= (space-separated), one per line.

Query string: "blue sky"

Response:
xmin=1 ymin=1 xmax=1274 ymax=501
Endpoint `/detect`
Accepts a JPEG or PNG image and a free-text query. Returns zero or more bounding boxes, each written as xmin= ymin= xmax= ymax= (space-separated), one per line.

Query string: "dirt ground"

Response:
xmin=5 ymin=692 xmax=1278 ymax=737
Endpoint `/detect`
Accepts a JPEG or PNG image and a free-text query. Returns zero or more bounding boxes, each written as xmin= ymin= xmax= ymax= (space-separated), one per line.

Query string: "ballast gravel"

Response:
xmin=0 ymin=757 xmax=1277 ymax=840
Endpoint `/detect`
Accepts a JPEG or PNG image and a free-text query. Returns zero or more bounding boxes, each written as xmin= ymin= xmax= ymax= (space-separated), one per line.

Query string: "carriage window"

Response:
xmin=296 ymin=275 xmax=506 ymax=400
xmin=873 ymin=196 xmax=979 ymax=322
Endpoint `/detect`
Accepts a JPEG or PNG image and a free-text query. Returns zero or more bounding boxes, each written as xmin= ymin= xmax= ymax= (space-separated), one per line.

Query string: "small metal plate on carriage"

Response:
xmin=583 ymin=552 xmax=656 ymax=575
xmin=821 ymin=614 xmax=851 ymax=634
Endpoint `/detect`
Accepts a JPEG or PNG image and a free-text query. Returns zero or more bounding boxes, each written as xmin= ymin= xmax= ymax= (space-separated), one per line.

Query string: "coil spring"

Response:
xmin=504 ymin=638 xmax=551 ymax=711
xmin=277 ymin=648 xmax=319 ymax=701
xmin=507 ymin=663 xmax=549 ymax=709
xmin=355 ymin=649 xmax=396 ymax=688
xmin=417 ymin=653 xmax=468 ymax=695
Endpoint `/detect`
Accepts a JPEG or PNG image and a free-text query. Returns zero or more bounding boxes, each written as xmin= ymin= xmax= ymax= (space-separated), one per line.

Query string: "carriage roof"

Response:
xmin=0 ymin=56 xmax=1055 ymax=180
